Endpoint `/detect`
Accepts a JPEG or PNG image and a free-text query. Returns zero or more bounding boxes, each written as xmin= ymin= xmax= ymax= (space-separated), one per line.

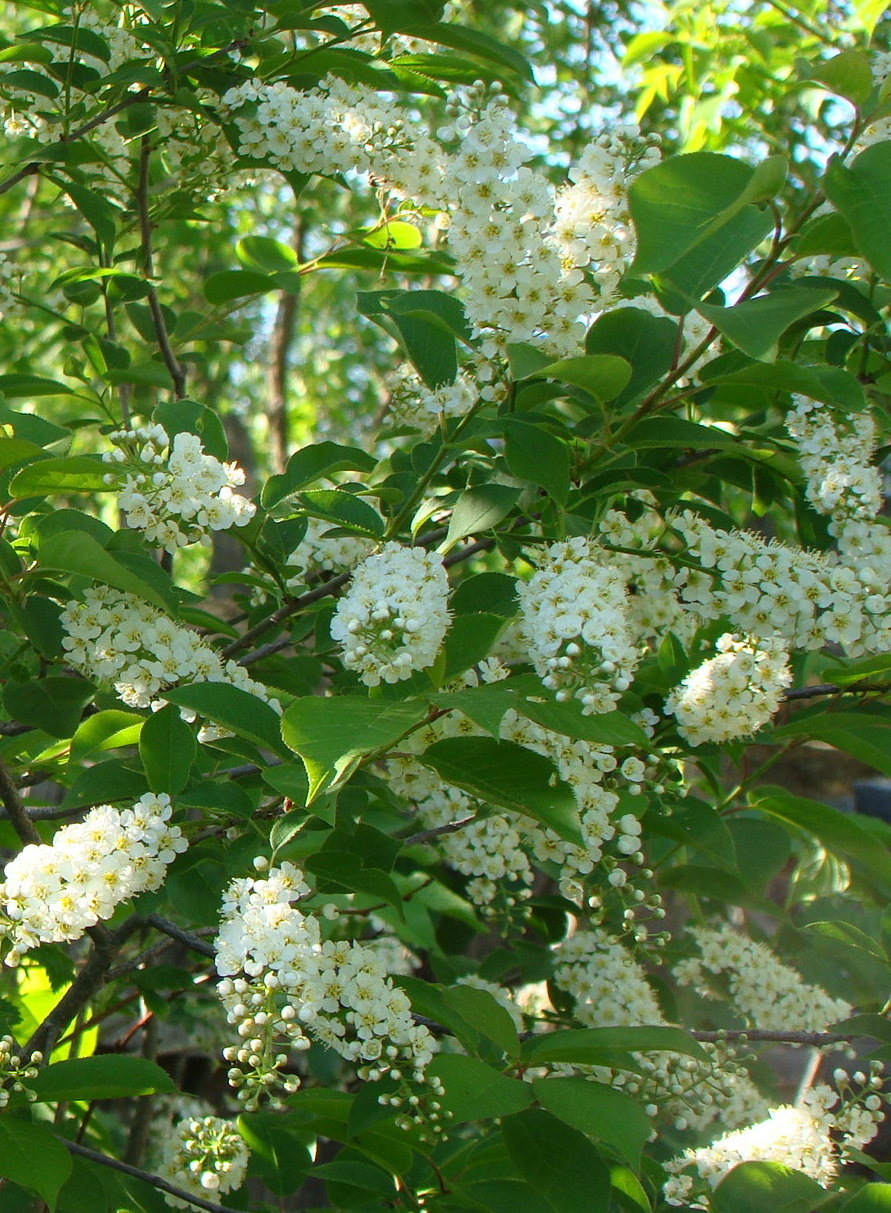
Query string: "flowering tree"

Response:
xmin=0 ymin=1 xmax=889 ymax=1210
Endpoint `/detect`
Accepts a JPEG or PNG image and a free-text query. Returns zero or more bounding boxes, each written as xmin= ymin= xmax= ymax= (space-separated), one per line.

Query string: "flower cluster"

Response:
xmin=103 ymin=425 xmax=255 ymax=553
xmin=673 ymin=510 xmax=890 ymax=654
xmin=553 ymin=930 xmax=769 ymax=1133
xmin=285 ymin=517 xmax=374 ymax=589
xmin=0 ymin=1036 xmax=42 ymax=1107
xmin=663 ymin=1076 xmax=885 ymax=1207
xmin=60 ymin=587 xmax=278 ymax=713
xmin=665 ymin=635 xmax=791 ymax=746
xmin=517 ymin=537 xmax=639 ymax=714
xmin=786 ymin=395 xmax=883 ymax=526
xmin=0 ymin=252 xmax=21 ymax=320
xmin=674 ymin=925 xmax=851 ymax=1031
xmin=0 ymin=794 xmax=187 ymax=965
xmin=330 ymin=543 xmax=450 ymax=686
xmin=215 ymin=860 xmax=436 ymax=1108
xmin=390 ymin=367 xmax=480 ymax=429
xmin=156 ymin=1115 xmax=250 ymax=1208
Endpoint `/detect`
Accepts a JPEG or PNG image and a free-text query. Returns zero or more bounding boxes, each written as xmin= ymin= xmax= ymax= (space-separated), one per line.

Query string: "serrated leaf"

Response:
xmin=445 ymin=484 xmax=521 ymax=547
xmin=825 ymin=144 xmax=891 ymax=280
xmin=3 ymin=677 xmax=95 ymax=739
xmin=0 ymin=1119 xmax=72 ymax=1209
xmin=10 ymin=455 xmax=112 ymax=497
xmin=162 ymin=683 xmax=288 ymax=758
xmin=37 ymin=531 xmax=169 ymax=611
xmin=532 ymin=1076 xmax=651 ymax=1168
xmin=31 ymin=1055 xmax=175 ymax=1102
xmin=523 ymin=1025 xmax=708 ymax=1065
xmin=427 ymin=1054 xmax=533 ymax=1122
xmin=139 ymin=702 xmax=196 ymax=794
xmin=501 ymin=1108 xmax=611 ymax=1213
xmin=262 ymin=443 xmax=377 ymax=508
xmin=697 ymin=285 xmax=838 ymax=361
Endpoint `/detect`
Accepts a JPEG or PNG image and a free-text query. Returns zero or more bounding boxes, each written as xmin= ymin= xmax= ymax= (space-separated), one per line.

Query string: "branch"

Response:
xmin=145 ymin=915 xmax=217 ymax=959
xmin=222 ymin=571 xmax=351 ymax=659
xmin=267 ymin=216 xmax=306 ymax=474
xmin=60 ymin=1139 xmax=244 ymax=1213
xmin=404 ymin=815 xmax=477 ymax=846
xmin=24 ymin=920 xmax=140 ymax=1059
xmin=782 ymin=682 xmax=891 ymax=701
xmin=137 ymin=137 xmax=186 ymax=398
xmin=0 ymin=757 xmax=40 ymax=845
xmin=691 ymin=1028 xmax=864 ymax=1046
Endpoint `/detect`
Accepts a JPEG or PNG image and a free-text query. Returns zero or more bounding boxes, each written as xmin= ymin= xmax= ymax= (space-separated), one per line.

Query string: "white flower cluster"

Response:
xmin=674 ymin=925 xmax=851 ymax=1031
xmin=156 ymin=1115 xmax=250 ymax=1208
xmin=215 ymin=860 xmax=436 ymax=1108
xmin=786 ymin=395 xmax=883 ymax=526
xmin=663 ymin=1078 xmax=885 ymax=1207
xmin=0 ymin=1036 xmax=42 ymax=1107
xmin=103 ymin=425 xmax=255 ymax=553
xmin=390 ymin=367 xmax=480 ymax=429
xmin=553 ymin=930 xmax=769 ymax=1133
xmin=790 ymin=253 xmax=865 ymax=282
xmin=553 ymin=127 xmax=660 ymax=298
xmin=517 ymin=537 xmax=639 ymax=714
xmin=0 ymin=252 xmax=21 ymax=320
xmin=330 ymin=543 xmax=450 ymax=685
xmin=665 ymin=635 xmax=791 ymax=746
xmin=0 ymin=794 xmax=187 ymax=965
xmin=673 ymin=510 xmax=891 ymax=654
xmin=61 ymin=587 xmax=278 ymax=713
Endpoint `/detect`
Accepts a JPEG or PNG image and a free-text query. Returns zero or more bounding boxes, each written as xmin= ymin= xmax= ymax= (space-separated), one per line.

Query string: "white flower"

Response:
xmin=156 ymin=1116 xmax=249 ymax=1208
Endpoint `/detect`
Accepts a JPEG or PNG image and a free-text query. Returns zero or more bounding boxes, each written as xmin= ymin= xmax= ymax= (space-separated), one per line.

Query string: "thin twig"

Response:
xmin=0 ymin=757 xmax=40 ymax=845
xmin=60 ymin=1139 xmax=244 ymax=1213
xmin=137 ymin=137 xmax=186 ymax=398
xmin=691 ymin=1028 xmax=867 ymax=1046
xmin=404 ymin=816 xmax=477 ymax=846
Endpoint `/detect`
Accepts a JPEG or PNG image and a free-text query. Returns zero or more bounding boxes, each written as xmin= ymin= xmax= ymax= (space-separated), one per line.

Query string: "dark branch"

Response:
xmin=145 ymin=915 xmax=217 ymax=959
xmin=0 ymin=757 xmax=40 ymax=846
xmin=404 ymin=815 xmax=477 ymax=846
xmin=60 ymin=1139 xmax=244 ymax=1213
xmin=137 ymin=137 xmax=186 ymax=398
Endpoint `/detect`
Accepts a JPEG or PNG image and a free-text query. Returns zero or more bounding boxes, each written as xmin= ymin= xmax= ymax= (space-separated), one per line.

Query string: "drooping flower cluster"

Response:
xmin=215 ymin=860 xmax=436 ymax=1108
xmin=103 ymin=425 xmax=255 ymax=553
xmin=553 ymin=930 xmax=769 ymax=1133
xmin=663 ymin=1077 xmax=885 ymax=1208
xmin=390 ymin=367 xmax=481 ymax=428
xmin=60 ymin=587 xmax=278 ymax=713
xmin=665 ymin=635 xmax=792 ymax=746
xmin=0 ymin=794 xmax=187 ymax=965
xmin=330 ymin=543 xmax=450 ymax=685
xmin=517 ymin=537 xmax=639 ymax=714
xmin=673 ymin=510 xmax=891 ymax=655
xmin=674 ymin=925 xmax=851 ymax=1031
xmin=0 ymin=1036 xmax=42 ymax=1107
xmin=786 ymin=395 xmax=883 ymax=527
xmin=156 ymin=1115 xmax=250 ymax=1208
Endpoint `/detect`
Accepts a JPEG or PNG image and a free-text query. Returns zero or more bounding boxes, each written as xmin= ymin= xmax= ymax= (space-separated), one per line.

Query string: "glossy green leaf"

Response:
xmin=139 ymin=703 xmax=196 ymax=795
xmin=262 ymin=442 xmax=377 ymax=508
xmin=37 ymin=531 xmax=169 ymax=611
xmin=711 ymin=1160 xmax=827 ymax=1213
xmin=296 ymin=488 xmax=384 ymax=537
xmin=445 ymin=484 xmax=521 ymax=547
xmin=162 ymin=683 xmax=289 ymax=758
xmin=237 ymin=235 xmax=300 ymax=273
xmin=501 ymin=1108 xmax=610 ymax=1213
xmin=532 ymin=1076 xmax=651 ymax=1168
xmin=427 ymin=1054 xmax=533 ymax=1122
xmin=0 ymin=1118 xmax=72 ymax=1209
xmin=281 ymin=696 xmax=426 ymax=800
xmin=504 ymin=419 xmax=570 ymax=504
xmin=804 ymin=920 xmax=887 ymax=963
xmin=697 ymin=285 xmax=838 ymax=361
xmin=9 ymin=455 xmax=112 ymax=497
xmin=3 ymin=677 xmax=94 ymax=739
xmin=585 ymin=306 xmax=678 ymax=406
xmin=515 ymin=697 xmax=648 ymax=746
xmin=153 ymin=399 xmax=228 ymax=461
xmin=825 ymin=144 xmax=891 ymax=280
xmin=68 ymin=710 xmax=143 ymax=765
xmin=31 ymin=1055 xmax=175 ymax=1102
xmin=204 ymin=269 xmax=274 ymax=304
xmin=523 ymin=1026 xmax=708 ymax=1065
xmin=530 ymin=354 xmax=632 ymax=402
xmin=418 ymin=737 xmax=584 ymax=845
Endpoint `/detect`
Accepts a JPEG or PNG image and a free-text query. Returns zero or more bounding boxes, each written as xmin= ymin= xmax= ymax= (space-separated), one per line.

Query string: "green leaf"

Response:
xmin=523 ymin=1026 xmax=708 ymax=1066
xmin=442 ymin=984 xmax=520 ymax=1057
xmin=585 ymin=307 xmax=678 ymax=407
xmin=766 ymin=710 xmax=891 ymax=776
xmin=515 ymin=697 xmax=648 ymax=747
xmin=262 ymin=442 xmax=377 ymax=508
xmin=426 ymin=1054 xmax=533 ymax=1122
xmin=825 ymin=144 xmax=891 ymax=280
xmin=153 ymin=399 xmax=228 ymax=461
xmin=656 ymin=204 xmax=773 ymax=307
xmin=451 ymin=572 xmax=518 ymax=617
xmin=0 ymin=1118 xmax=72 ymax=1209
xmin=204 ymin=269 xmax=274 ymax=304
xmin=697 ymin=285 xmax=838 ymax=361
xmin=711 ymin=1160 xmax=827 ymax=1213
xmin=532 ymin=1077 xmax=651 ymax=1168
xmin=237 ymin=1112 xmax=312 ymax=1196
xmin=804 ymin=920 xmax=888 ymax=963
xmin=529 ymin=354 xmax=632 ymax=403
xmin=414 ymin=22 xmax=534 ymax=81
xmin=363 ymin=219 xmax=423 ymax=249
xmin=0 ymin=436 xmax=45 ymax=472
xmin=363 ymin=0 xmax=444 ymax=34
xmin=3 ymin=677 xmax=94 ymax=739
xmin=61 ymin=182 xmax=118 ymax=248
xmin=296 ymin=488 xmax=384 ymax=538
xmin=802 ymin=49 xmax=874 ymax=106
xmin=629 ymin=153 xmax=765 ymax=275
xmin=430 ymin=685 xmax=518 ymax=737
xmin=281 ymin=696 xmax=426 ymax=801
xmin=503 ymin=419 xmax=570 ymax=504
xmin=418 ymin=737 xmax=583 ymax=846
xmin=237 ymin=235 xmax=300 ymax=273
xmin=69 ymin=710 xmax=144 ymax=765
xmin=752 ymin=788 xmax=891 ymax=887
xmin=37 ymin=531 xmax=169 ymax=611
xmin=161 ymin=683 xmax=288 ymax=758
xmin=31 ymin=1055 xmax=176 ymax=1102
xmin=445 ymin=484 xmax=521 ymax=547
xmin=358 ymin=289 xmax=469 ymax=388
xmin=9 ymin=455 xmax=112 ymax=497
xmin=139 ymin=703 xmax=196 ymax=795
xmin=501 ymin=1108 xmax=611 ymax=1213
xmin=441 ymin=612 xmax=506 ymax=681
xmin=837 ymin=1183 xmax=891 ymax=1210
